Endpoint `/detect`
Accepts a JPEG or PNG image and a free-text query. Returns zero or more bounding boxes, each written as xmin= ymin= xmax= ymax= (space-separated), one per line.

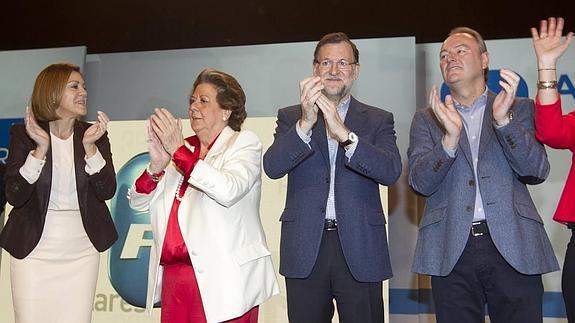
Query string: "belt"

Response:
xmin=324 ymin=219 xmax=337 ymax=231
xmin=471 ymin=220 xmax=489 ymax=236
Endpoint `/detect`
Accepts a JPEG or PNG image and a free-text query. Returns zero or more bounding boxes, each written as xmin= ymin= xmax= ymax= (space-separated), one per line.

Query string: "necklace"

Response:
xmin=174 ymin=176 xmax=187 ymax=202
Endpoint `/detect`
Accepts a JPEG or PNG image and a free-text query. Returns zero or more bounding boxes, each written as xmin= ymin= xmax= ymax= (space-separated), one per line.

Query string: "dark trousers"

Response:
xmin=431 ymin=232 xmax=543 ymax=323
xmin=563 ymin=228 xmax=575 ymax=323
xmin=285 ymin=230 xmax=384 ymax=323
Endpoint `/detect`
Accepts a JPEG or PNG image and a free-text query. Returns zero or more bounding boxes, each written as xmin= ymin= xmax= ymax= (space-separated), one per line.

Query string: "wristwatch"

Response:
xmin=340 ymin=131 xmax=358 ymax=148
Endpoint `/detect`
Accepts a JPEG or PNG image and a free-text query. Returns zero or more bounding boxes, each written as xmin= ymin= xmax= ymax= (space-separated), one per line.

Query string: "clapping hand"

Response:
xmin=492 ymin=69 xmax=519 ymax=126
xmin=83 ymin=111 xmax=110 ymax=157
xmin=146 ymin=118 xmax=171 ymax=173
xmin=25 ymin=106 xmax=50 ymax=159
xmin=298 ymin=76 xmax=323 ymax=134
xmin=429 ymin=86 xmax=463 ymax=151
xmin=315 ymin=94 xmax=349 ymax=142
xmin=149 ymin=107 xmax=184 ymax=156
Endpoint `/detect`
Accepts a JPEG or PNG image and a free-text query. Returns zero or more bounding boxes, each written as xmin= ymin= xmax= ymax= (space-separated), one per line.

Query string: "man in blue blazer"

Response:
xmin=408 ymin=27 xmax=559 ymax=323
xmin=264 ymin=32 xmax=402 ymax=323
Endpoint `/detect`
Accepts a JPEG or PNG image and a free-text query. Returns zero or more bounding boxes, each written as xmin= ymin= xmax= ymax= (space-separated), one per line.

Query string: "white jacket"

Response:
xmin=129 ymin=126 xmax=279 ymax=322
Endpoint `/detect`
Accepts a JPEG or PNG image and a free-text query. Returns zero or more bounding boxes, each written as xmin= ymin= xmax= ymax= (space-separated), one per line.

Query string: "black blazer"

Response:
xmin=0 ymin=121 xmax=118 ymax=259
xmin=0 ymin=163 xmax=6 ymax=213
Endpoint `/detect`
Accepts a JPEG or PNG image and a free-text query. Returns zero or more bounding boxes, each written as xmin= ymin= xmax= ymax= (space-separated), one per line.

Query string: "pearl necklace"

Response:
xmin=175 ymin=176 xmax=186 ymax=202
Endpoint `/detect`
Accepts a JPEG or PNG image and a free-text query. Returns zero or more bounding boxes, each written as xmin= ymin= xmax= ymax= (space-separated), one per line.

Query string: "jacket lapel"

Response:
xmin=73 ymin=121 xmax=88 ymax=210
xmin=336 ymin=96 xmax=362 ymax=165
xmin=457 ymin=127 xmax=474 ymax=169
xmin=478 ymin=92 xmax=496 ymax=158
xmin=204 ymin=126 xmax=235 ymax=163
xmin=310 ymin=111 xmax=330 ymax=169
xmin=38 ymin=122 xmax=53 ymax=212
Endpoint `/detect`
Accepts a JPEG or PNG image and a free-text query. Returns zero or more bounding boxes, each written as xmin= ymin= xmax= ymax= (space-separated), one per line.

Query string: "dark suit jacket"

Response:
xmin=408 ymin=91 xmax=559 ymax=276
xmin=263 ymin=96 xmax=402 ymax=282
xmin=0 ymin=163 xmax=5 ymax=213
xmin=0 ymin=121 xmax=118 ymax=259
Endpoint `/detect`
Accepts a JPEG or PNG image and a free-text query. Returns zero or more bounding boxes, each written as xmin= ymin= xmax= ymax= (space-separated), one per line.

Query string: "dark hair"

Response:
xmin=313 ymin=32 xmax=359 ymax=64
xmin=31 ymin=63 xmax=81 ymax=121
xmin=192 ymin=68 xmax=247 ymax=131
xmin=448 ymin=27 xmax=489 ymax=82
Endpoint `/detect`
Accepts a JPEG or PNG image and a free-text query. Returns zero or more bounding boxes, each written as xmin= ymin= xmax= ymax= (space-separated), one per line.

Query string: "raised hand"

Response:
xmin=492 ymin=69 xmax=519 ymax=126
xmin=25 ymin=106 xmax=50 ymax=159
xmin=83 ymin=111 xmax=110 ymax=157
xmin=298 ymin=76 xmax=324 ymax=134
xmin=146 ymin=118 xmax=171 ymax=173
xmin=150 ymin=107 xmax=184 ymax=156
xmin=531 ymin=17 xmax=574 ymax=69
xmin=429 ymin=86 xmax=463 ymax=151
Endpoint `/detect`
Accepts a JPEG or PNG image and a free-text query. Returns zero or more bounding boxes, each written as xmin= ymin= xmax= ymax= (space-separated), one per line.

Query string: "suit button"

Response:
xmin=466 ymin=206 xmax=473 ymax=212
xmin=320 ymin=207 xmax=326 ymax=214
xmin=325 ymin=177 xmax=329 ymax=184
xmin=468 ymin=180 xmax=475 ymax=186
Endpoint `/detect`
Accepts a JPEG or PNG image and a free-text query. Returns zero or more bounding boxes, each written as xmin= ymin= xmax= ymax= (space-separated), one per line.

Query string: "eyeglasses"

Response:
xmin=314 ymin=59 xmax=358 ymax=71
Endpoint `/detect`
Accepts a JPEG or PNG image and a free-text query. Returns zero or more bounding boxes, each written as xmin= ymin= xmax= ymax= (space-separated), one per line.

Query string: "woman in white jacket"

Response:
xmin=128 ymin=68 xmax=278 ymax=323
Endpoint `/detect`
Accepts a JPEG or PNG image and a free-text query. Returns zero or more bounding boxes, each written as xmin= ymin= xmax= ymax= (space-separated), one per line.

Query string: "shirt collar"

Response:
xmin=453 ymin=87 xmax=488 ymax=112
xmin=338 ymin=95 xmax=351 ymax=113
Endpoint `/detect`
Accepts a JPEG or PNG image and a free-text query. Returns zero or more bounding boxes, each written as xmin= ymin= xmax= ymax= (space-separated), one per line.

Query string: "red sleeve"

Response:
xmin=135 ymin=170 xmax=158 ymax=194
xmin=172 ymin=145 xmax=199 ymax=176
xmin=535 ymin=96 xmax=575 ymax=149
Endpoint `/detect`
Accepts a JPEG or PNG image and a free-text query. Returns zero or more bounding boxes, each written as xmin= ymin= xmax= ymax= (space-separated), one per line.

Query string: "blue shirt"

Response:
xmin=296 ymin=96 xmax=357 ymax=220
xmin=444 ymin=89 xmax=488 ymax=221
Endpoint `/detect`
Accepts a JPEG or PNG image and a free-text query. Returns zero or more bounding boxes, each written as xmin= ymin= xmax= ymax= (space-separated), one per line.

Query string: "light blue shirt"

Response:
xmin=295 ymin=96 xmax=357 ymax=220
xmin=443 ymin=89 xmax=488 ymax=222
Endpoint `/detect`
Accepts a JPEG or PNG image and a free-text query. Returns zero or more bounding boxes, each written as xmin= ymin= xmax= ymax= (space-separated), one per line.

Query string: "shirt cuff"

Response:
xmin=19 ymin=151 xmax=46 ymax=184
xmin=295 ymin=121 xmax=312 ymax=145
xmin=172 ymin=145 xmax=199 ymax=176
xmin=442 ymin=144 xmax=457 ymax=158
xmin=344 ymin=139 xmax=359 ymax=159
xmin=85 ymin=148 xmax=106 ymax=175
xmin=134 ymin=170 xmax=158 ymax=194
xmin=494 ymin=120 xmax=510 ymax=129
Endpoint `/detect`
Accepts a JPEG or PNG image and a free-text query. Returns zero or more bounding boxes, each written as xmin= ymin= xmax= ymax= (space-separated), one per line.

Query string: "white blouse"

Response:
xmin=18 ymin=132 xmax=106 ymax=210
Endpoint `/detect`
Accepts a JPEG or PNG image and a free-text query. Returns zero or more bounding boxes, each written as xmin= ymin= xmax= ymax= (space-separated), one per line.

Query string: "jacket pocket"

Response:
xmin=514 ymin=201 xmax=544 ymax=224
xmin=368 ymin=212 xmax=387 ymax=226
xmin=279 ymin=208 xmax=296 ymax=222
xmin=419 ymin=206 xmax=447 ymax=229
xmin=233 ymin=243 xmax=272 ymax=266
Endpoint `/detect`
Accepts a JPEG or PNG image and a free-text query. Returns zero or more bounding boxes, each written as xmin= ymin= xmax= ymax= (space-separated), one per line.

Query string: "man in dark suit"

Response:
xmin=408 ymin=27 xmax=559 ymax=322
xmin=263 ymin=32 xmax=402 ymax=323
